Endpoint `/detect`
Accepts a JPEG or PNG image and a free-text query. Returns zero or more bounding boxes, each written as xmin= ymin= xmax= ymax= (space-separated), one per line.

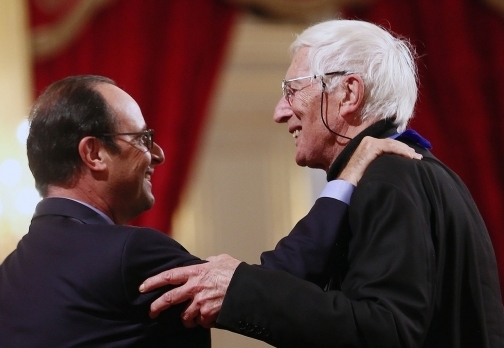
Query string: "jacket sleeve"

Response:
xmin=216 ymin=178 xmax=434 ymax=348
xmin=120 ymin=228 xmax=210 ymax=345
xmin=259 ymin=197 xmax=350 ymax=288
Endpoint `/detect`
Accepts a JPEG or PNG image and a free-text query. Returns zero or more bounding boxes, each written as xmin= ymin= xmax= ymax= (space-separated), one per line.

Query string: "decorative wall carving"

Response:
xmin=31 ymin=0 xmax=116 ymax=60
xmin=223 ymin=0 xmax=374 ymax=21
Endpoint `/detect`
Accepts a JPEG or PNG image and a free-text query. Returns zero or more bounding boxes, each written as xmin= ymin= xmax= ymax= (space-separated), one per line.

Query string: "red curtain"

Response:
xmin=29 ymin=0 xmax=504 ymax=297
xmin=345 ymin=0 xmax=504 ymax=298
xmin=29 ymin=0 xmax=237 ymax=233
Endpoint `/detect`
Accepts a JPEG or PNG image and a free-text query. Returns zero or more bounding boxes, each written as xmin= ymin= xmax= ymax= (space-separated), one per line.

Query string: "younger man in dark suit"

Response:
xmin=0 ymin=75 xmax=210 ymax=348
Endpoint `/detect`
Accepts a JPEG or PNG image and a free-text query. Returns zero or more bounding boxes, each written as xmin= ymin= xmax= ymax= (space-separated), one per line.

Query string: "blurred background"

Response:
xmin=1 ymin=0 xmax=504 ymax=347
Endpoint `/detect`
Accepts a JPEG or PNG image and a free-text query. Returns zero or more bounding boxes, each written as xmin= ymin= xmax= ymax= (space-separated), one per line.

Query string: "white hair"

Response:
xmin=290 ymin=19 xmax=418 ymax=132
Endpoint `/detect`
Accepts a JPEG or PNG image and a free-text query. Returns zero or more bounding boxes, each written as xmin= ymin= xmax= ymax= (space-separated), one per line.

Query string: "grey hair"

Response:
xmin=290 ymin=19 xmax=418 ymax=131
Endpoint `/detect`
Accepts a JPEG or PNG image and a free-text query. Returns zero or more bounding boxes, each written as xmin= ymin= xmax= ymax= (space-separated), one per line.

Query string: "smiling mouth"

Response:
xmin=292 ymin=129 xmax=300 ymax=139
xmin=145 ymin=169 xmax=153 ymax=181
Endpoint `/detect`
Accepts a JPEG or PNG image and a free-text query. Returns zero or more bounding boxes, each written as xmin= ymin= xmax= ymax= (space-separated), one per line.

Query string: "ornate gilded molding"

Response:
xmin=32 ymin=0 xmax=115 ymax=60
xmin=485 ymin=0 xmax=504 ymax=16
xmin=224 ymin=0 xmax=504 ymax=22
xmin=223 ymin=0 xmax=374 ymax=22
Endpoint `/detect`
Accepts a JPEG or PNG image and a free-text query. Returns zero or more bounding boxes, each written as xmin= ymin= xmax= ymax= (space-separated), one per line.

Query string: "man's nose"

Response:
xmin=273 ymin=97 xmax=292 ymax=123
xmin=151 ymin=142 xmax=165 ymax=165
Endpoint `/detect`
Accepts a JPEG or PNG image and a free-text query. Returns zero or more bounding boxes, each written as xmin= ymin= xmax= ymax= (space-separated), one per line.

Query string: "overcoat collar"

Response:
xmin=326 ymin=120 xmax=397 ymax=181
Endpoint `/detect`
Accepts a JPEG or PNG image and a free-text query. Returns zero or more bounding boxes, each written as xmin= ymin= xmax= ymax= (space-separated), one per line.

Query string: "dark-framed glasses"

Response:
xmin=103 ymin=129 xmax=154 ymax=150
xmin=281 ymin=71 xmax=350 ymax=106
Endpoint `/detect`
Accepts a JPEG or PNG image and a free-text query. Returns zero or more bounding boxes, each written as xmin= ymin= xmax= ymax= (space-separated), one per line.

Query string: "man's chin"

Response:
xmin=147 ymin=195 xmax=155 ymax=208
xmin=295 ymin=157 xmax=308 ymax=168
xmin=140 ymin=192 xmax=155 ymax=210
xmin=295 ymin=156 xmax=326 ymax=171
xmin=295 ymin=152 xmax=315 ymax=168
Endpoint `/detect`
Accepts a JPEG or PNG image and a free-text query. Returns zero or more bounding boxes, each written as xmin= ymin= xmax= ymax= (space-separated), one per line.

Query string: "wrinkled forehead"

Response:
xmin=285 ymin=47 xmax=311 ymax=80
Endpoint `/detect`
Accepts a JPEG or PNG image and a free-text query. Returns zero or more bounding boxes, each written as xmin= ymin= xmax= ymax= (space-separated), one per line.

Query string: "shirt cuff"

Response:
xmin=318 ymin=179 xmax=355 ymax=205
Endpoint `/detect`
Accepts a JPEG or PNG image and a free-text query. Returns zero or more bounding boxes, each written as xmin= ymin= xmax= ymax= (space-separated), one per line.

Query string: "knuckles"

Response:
xmin=162 ymin=271 xmax=173 ymax=281
xmin=161 ymin=291 xmax=173 ymax=304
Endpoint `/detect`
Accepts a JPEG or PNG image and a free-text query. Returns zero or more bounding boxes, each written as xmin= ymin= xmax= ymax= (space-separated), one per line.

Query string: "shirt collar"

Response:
xmin=63 ymin=198 xmax=115 ymax=225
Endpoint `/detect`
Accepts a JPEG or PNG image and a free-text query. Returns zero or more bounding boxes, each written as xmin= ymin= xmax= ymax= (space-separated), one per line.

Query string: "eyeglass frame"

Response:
xmin=281 ymin=71 xmax=355 ymax=140
xmin=281 ymin=71 xmax=351 ymax=106
xmin=102 ymin=129 xmax=155 ymax=150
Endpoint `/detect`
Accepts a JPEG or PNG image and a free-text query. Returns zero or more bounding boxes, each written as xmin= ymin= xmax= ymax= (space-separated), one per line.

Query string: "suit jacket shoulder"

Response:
xmin=0 ymin=198 xmax=210 ymax=348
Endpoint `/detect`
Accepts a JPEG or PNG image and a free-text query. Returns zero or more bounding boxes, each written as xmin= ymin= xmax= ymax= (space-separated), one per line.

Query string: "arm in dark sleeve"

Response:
xmin=216 ymin=176 xmax=434 ymax=348
xmin=259 ymin=197 xmax=350 ymax=288
xmin=121 ymin=228 xmax=210 ymax=345
xmin=260 ymin=180 xmax=354 ymax=288
xmin=216 ymin=262 xmax=363 ymax=347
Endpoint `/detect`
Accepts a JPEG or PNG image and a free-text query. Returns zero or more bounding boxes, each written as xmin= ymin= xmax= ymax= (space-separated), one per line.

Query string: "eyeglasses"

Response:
xmin=103 ymin=129 xmax=154 ymax=150
xmin=281 ymin=71 xmax=350 ymax=106
xmin=282 ymin=70 xmax=355 ymax=140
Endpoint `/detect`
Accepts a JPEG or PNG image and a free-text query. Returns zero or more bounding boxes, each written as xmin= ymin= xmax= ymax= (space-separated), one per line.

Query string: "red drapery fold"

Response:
xmin=345 ymin=0 xmax=504 ymax=298
xmin=29 ymin=0 xmax=237 ymax=234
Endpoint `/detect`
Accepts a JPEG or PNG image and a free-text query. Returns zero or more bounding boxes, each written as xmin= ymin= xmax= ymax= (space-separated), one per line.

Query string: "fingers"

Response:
xmin=139 ymin=265 xmax=198 ymax=293
xmin=360 ymin=136 xmax=422 ymax=160
xmin=180 ymin=301 xmax=200 ymax=328
xmin=382 ymin=138 xmax=422 ymax=159
xmin=183 ymin=294 xmax=223 ymax=328
xmin=141 ymin=255 xmax=241 ymax=323
xmin=148 ymin=283 xmax=196 ymax=319
xmin=195 ymin=306 xmax=220 ymax=328
xmin=338 ymin=137 xmax=422 ymax=185
xmin=181 ymin=299 xmax=219 ymax=328
xmin=140 ymin=265 xmax=205 ymax=319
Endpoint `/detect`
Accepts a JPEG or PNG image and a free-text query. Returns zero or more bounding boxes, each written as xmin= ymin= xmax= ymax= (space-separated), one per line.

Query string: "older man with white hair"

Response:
xmin=141 ymin=19 xmax=504 ymax=348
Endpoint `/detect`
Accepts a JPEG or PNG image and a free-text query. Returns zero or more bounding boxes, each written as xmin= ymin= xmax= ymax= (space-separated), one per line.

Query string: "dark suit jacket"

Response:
xmin=216 ymin=121 xmax=504 ymax=348
xmin=259 ymin=197 xmax=349 ymax=289
xmin=0 ymin=198 xmax=210 ymax=348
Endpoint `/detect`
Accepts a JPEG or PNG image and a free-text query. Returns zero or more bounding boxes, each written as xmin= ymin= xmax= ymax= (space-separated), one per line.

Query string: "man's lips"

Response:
xmin=145 ymin=169 xmax=154 ymax=181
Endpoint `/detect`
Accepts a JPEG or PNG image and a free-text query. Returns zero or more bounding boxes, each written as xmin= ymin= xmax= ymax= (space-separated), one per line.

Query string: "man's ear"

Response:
xmin=339 ymin=74 xmax=365 ymax=125
xmin=78 ymin=136 xmax=108 ymax=172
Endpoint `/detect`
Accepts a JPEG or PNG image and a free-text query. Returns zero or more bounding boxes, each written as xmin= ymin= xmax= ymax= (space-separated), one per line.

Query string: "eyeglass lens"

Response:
xmin=143 ymin=130 xmax=154 ymax=150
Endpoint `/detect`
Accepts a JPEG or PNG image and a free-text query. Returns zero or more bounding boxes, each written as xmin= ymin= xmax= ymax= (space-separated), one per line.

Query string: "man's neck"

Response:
xmin=323 ymin=118 xmax=381 ymax=173
xmin=46 ymin=185 xmax=117 ymax=224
